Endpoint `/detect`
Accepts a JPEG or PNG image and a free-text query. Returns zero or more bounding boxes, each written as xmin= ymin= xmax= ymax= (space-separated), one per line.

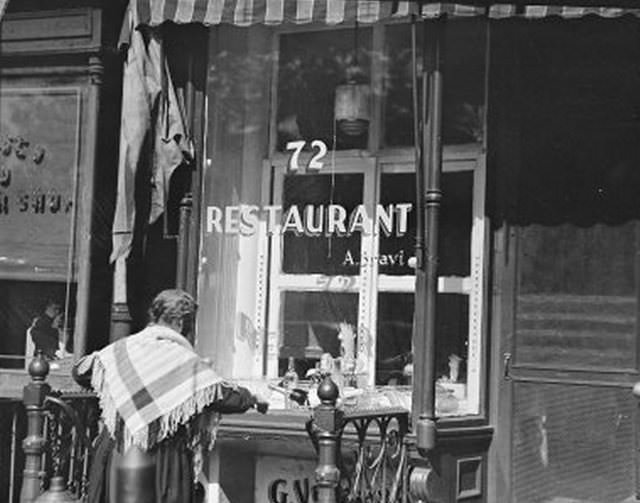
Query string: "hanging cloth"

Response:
xmin=111 ymin=9 xmax=193 ymax=263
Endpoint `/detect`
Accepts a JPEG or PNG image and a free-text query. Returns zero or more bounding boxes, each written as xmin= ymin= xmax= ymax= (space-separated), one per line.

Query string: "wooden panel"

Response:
xmin=0 ymin=9 xmax=101 ymax=55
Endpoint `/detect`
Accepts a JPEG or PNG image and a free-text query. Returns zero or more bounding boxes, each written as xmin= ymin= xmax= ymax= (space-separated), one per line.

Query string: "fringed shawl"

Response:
xmin=76 ymin=325 xmax=224 ymax=451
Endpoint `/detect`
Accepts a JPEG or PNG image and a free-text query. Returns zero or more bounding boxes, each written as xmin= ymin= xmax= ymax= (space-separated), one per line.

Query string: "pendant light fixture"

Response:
xmin=334 ymin=21 xmax=370 ymax=137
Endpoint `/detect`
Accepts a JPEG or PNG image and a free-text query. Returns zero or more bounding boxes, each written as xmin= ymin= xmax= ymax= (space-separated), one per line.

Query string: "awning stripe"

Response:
xmin=175 ymin=0 xmax=196 ymax=20
xmin=234 ymin=0 xmax=254 ymax=26
xmin=133 ymin=0 xmax=640 ymax=26
xmin=192 ymin=0 xmax=208 ymax=21
xmin=265 ymin=0 xmax=283 ymax=22
xmin=326 ymin=0 xmax=345 ymax=24
xmin=487 ymin=4 xmax=640 ymax=17
xmin=203 ymin=0 xmax=224 ymax=24
xmin=422 ymin=2 xmax=483 ymax=17
xmin=395 ymin=1 xmax=412 ymax=17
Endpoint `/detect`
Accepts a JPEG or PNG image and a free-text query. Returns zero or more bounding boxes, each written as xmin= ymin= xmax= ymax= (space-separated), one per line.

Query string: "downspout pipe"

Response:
xmin=412 ymin=15 xmax=446 ymax=457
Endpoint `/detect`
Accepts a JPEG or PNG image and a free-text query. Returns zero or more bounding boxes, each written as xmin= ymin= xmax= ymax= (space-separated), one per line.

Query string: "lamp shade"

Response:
xmin=334 ymin=82 xmax=370 ymax=137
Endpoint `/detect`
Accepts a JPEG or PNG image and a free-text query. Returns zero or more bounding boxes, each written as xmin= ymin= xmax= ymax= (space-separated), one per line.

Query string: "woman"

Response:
xmin=74 ymin=289 xmax=268 ymax=503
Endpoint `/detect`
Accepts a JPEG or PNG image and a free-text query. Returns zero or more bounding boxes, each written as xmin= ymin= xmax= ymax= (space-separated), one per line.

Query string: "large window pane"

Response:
xmin=379 ymin=171 xmax=472 ymax=276
xmin=277 ymin=28 xmax=372 ymax=151
xmin=384 ymin=20 xmax=486 ymax=147
xmin=376 ymin=292 xmax=471 ymax=415
xmin=282 ymin=173 xmax=363 ymax=275
xmin=280 ymin=291 xmax=358 ymax=377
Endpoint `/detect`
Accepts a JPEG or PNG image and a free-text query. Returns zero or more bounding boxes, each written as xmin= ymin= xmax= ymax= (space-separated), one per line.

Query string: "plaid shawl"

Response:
xmin=76 ymin=325 xmax=224 ymax=451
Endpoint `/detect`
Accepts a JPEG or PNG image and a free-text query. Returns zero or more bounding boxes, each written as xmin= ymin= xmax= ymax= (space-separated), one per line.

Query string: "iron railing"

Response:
xmin=307 ymin=377 xmax=411 ymax=503
xmin=7 ymin=352 xmax=100 ymax=503
xmin=0 ymin=399 xmax=26 ymax=503
xmin=9 ymin=355 xmax=414 ymax=502
xmin=41 ymin=390 xmax=100 ymax=500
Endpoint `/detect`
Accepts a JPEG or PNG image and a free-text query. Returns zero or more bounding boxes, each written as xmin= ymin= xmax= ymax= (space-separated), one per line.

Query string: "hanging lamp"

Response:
xmin=334 ymin=22 xmax=370 ymax=137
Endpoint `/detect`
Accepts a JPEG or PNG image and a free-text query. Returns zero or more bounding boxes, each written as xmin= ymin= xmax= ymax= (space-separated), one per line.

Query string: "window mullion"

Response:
xmin=265 ymin=167 xmax=285 ymax=378
xmin=466 ymin=154 xmax=488 ymax=414
xmin=357 ymin=159 xmax=380 ymax=387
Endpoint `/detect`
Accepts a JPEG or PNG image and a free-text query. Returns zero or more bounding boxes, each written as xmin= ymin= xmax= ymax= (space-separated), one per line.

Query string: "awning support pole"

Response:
xmin=412 ymin=15 xmax=445 ymax=457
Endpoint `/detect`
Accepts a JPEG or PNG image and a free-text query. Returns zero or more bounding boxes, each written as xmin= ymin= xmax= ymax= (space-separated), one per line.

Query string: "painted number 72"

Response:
xmin=286 ymin=140 xmax=328 ymax=173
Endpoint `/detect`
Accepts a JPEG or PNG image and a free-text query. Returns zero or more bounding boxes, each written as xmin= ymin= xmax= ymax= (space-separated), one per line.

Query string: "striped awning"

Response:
xmin=133 ymin=0 xmax=640 ymax=26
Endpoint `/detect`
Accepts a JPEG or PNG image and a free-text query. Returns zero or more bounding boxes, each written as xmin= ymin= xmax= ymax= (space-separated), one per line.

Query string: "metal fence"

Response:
xmin=306 ymin=377 xmax=411 ymax=503
xmin=8 ymin=355 xmax=411 ymax=503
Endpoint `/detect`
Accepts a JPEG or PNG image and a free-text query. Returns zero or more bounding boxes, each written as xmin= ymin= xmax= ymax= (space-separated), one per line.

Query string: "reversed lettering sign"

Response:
xmin=0 ymin=88 xmax=80 ymax=279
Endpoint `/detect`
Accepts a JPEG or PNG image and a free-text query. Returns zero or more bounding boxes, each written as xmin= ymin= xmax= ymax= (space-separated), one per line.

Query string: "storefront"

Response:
xmin=4 ymin=0 xmax=640 ymax=502
xmin=172 ymin=5 xmax=639 ymax=501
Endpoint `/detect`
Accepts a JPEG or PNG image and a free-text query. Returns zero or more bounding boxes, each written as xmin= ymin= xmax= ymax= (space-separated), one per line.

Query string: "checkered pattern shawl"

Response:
xmin=76 ymin=324 xmax=225 ymax=451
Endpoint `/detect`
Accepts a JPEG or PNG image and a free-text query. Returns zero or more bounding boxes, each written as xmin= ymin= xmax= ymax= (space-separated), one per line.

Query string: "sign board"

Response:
xmin=255 ymin=455 xmax=317 ymax=503
xmin=0 ymin=88 xmax=81 ymax=280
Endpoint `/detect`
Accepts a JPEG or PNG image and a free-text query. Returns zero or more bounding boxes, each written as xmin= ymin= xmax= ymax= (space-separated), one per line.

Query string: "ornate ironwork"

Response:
xmin=339 ymin=408 xmax=409 ymax=503
xmin=41 ymin=391 xmax=100 ymax=501
xmin=14 ymin=352 xmax=100 ymax=502
xmin=308 ymin=377 xmax=411 ymax=503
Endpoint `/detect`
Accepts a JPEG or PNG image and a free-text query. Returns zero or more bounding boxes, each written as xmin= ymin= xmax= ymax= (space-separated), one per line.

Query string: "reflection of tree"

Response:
xmin=207 ymin=50 xmax=274 ymax=136
xmin=277 ymin=29 xmax=375 ymax=151
xmin=206 ymin=24 xmax=486 ymax=149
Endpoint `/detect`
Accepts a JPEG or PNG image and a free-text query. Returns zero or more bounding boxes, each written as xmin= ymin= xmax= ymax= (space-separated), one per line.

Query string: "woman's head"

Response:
xmin=148 ymin=289 xmax=198 ymax=339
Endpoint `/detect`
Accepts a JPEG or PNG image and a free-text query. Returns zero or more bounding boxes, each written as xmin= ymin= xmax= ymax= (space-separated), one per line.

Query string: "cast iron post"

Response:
xmin=20 ymin=351 xmax=51 ymax=503
xmin=409 ymin=15 xmax=447 ymax=503
xmin=313 ymin=376 xmax=342 ymax=503
xmin=412 ymin=15 xmax=446 ymax=458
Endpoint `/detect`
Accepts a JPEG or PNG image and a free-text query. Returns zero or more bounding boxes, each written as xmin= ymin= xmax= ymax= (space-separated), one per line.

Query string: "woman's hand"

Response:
xmin=253 ymin=394 xmax=269 ymax=414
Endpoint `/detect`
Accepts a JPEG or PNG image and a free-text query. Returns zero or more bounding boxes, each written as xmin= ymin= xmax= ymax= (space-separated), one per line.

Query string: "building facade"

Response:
xmin=2 ymin=1 xmax=640 ymax=502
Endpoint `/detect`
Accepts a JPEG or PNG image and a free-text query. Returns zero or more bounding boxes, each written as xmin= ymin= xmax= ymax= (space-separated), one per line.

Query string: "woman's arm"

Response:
xmin=212 ymin=385 xmax=268 ymax=414
xmin=71 ymin=355 xmax=93 ymax=389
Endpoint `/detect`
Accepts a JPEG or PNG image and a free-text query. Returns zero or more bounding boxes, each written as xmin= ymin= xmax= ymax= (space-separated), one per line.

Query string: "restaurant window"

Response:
xmin=264 ymin=147 xmax=485 ymax=416
xmin=200 ymin=20 xmax=487 ymax=417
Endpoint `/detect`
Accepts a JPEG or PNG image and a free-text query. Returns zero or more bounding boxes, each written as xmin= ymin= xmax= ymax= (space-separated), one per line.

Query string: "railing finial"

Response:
xmin=312 ymin=376 xmax=342 ymax=503
xmin=28 ymin=350 xmax=50 ymax=382
xmin=317 ymin=375 xmax=339 ymax=405
xmin=20 ymin=350 xmax=51 ymax=503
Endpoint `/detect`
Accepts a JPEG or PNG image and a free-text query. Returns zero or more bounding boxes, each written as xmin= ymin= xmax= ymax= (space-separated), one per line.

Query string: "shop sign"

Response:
xmin=0 ymin=88 xmax=80 ymax=278
xmin=205 ymin=139 xmax=413 ymax=238
xmin=206 ymin=203 xmax=413 ymax=237
xmin=268 ymin=478 xmax=316 ymax=503
xmin=255 ymin=456 xmax=317 ymax=503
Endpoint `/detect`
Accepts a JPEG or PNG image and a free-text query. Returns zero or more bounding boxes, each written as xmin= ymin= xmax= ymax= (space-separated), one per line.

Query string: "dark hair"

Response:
xmin=148 ymin=289 xmax=197 ymax=328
